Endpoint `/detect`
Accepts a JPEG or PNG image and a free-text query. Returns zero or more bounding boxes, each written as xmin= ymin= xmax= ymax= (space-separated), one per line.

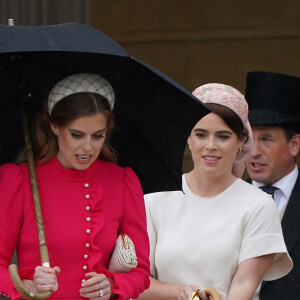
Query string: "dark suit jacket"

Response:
xmin=258 ymin=174 xmax=300 ymax=300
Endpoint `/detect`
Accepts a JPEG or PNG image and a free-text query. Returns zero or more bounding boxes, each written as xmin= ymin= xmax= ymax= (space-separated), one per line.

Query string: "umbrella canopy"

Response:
xmin=0 ymin=23 xmax=210 ymax=194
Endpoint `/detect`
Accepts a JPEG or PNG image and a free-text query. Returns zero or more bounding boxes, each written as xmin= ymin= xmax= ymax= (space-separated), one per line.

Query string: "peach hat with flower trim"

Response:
xmin=192 ymin=83 xmax=253 ymax=177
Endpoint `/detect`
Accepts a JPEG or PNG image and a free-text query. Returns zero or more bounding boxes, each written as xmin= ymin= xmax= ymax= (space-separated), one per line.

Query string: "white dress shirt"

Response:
xmin=252 ymin=165 xmax=298 ymax=219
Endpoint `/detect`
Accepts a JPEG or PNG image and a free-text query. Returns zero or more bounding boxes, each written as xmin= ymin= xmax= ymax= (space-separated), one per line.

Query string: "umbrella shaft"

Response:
xmin=19 ymin=106 xmax=49 ymax=263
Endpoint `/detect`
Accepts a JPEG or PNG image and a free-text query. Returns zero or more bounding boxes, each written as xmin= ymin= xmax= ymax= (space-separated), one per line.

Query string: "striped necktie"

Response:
xmin=259 ymin=185 xmax=278 ymax=199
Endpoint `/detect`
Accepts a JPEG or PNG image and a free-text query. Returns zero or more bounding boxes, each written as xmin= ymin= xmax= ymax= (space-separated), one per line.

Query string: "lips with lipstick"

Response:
xmin=76 ymin=154 xmax=92 ymax=162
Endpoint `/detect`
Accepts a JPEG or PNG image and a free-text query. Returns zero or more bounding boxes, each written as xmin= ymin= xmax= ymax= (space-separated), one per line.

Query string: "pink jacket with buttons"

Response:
xmin=0 ymin=157 xmax=150 ymax=299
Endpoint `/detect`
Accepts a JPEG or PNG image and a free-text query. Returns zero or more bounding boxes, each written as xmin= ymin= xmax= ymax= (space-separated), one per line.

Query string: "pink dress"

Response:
xmin=0 ymin=157 xmax=150 ymax=299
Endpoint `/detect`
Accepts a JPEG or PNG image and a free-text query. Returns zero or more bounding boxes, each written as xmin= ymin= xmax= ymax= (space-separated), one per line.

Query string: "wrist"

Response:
xmin=21 ymin=279 xmax=35 ymax=294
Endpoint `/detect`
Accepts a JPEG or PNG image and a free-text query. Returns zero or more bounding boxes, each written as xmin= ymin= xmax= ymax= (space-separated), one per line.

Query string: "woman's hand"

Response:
xmin=22 ymin=266 xmax=61 ymax=294
xmin=80 ymin=272 xmax=113 ymax=300
xmin=137 ymin=277 xmax=209 ymax=300
xmin=178 ymin=284 xmax=208 ymax=300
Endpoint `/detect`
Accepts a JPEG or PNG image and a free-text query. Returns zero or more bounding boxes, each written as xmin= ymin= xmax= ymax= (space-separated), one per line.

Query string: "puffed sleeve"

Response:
xmin=143 ymin=193 xmax=157 ymax=278
xmin=0 ymin=164 xmax=25 ymax=299
xmin=238 ymin=195 xmax=293 ymax=280
xmin=108 ymin=167 xmax=150 ymax=300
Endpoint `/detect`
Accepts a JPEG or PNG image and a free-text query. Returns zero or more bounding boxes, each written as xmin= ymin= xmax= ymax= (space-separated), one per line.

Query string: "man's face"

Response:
xmin=246 ymin=126 xmax=297 ymax=185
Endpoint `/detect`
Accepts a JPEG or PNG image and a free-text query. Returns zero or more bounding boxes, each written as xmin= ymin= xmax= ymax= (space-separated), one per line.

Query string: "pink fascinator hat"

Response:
xmin=192 ymin=83 xmax=254 ymax=177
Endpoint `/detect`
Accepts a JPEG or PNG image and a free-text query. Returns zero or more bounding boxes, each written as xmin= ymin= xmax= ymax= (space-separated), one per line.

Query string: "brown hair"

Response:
xmin=281 ymin=127 xmax=298 ymax=142
xmin=17 ymin=93 xmax=117 ymax=164
xmin=206 ymin=103 xmax=247 ymax=141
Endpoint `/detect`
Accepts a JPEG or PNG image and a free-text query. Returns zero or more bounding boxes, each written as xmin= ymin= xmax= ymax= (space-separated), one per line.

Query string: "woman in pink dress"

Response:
xmin=0 ymin=73 xmax=150 ymax=300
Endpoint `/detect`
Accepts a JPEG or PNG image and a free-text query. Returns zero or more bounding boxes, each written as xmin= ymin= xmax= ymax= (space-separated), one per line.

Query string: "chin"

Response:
xmin=71 ymin=161 xmax=91 ymax=170
xmin=250 ymin=174 xmax=268 ymax=183
xmin=78 ymin=164 xmax=92 ymax=170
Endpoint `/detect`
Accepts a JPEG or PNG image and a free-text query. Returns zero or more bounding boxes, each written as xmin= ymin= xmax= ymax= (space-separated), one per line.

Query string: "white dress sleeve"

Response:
xmin=239 ymin=194 xmax=293 ymax=280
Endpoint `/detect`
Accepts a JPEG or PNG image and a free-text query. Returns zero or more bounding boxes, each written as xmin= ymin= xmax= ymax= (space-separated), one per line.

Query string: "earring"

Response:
xmin=237 ymin=147 xmax=242 ymax=153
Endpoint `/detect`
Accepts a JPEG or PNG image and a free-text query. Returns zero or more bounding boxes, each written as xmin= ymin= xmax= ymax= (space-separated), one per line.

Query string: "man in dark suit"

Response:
xmin=245 ymin=71 xmax=300 ymax=300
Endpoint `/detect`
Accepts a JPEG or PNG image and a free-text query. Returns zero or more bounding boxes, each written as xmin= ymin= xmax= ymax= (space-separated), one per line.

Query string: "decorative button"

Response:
xmin=85 ymin=195 xmax=90 ymax=199
xmin=85 ymin=243 xmax=90 ymax=248
xmin=86 ymin=217 xmax=91 ymax=222
xmin=84 ymin=183 xmax=89 ymax=188
xmin=86 ymin=206 xmax=90 ymax=211
xmin=84 ymin=254 xmax=88 ymax=259
xmin=86 ymin=229 xmax=91 ymax=234
xmin=83 ymin=265 xmax=87 ymax=270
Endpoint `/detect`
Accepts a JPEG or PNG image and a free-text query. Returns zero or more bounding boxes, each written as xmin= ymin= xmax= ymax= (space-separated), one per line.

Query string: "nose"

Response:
xmin=205 ymin=136 xmax=217 ymax=150
xmin=250 ymin=140 xmax=261 ymax=158
xmin=82 ymin=137 xmax=92 ymax=151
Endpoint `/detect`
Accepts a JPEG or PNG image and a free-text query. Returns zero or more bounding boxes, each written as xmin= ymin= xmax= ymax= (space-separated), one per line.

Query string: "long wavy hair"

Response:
xmin=17 ymin=92 xmax=117 ymax=165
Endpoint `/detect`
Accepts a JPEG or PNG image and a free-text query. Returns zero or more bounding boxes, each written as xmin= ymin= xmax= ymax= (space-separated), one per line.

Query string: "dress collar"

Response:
xmin=41 ymin=156 xmax=99 ymax=182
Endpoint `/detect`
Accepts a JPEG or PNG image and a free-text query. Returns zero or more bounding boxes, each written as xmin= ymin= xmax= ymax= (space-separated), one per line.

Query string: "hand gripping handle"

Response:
xmin=8 ymin=265 xmax=52 ymax=299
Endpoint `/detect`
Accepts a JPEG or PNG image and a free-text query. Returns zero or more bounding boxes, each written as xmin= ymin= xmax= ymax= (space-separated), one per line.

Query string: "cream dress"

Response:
xmin=144 ymin=175 xmax=292 ymax=300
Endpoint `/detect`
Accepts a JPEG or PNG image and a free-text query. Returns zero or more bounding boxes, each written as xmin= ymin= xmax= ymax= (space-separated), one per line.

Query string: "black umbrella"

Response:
xmin=0 ymin=22 xmax=210 ymax=194
xmin=0 ymin=23 xmax=210 ymax=298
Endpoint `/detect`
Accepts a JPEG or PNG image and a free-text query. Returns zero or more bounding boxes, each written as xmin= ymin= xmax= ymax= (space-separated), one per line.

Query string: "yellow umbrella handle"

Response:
xmin=204 ymin=288 xmax=221 ymax=300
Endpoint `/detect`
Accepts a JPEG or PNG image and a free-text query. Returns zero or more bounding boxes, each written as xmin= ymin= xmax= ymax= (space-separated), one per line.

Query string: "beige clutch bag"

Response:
xmin=108 ymin=233 xmax=138 ymax=273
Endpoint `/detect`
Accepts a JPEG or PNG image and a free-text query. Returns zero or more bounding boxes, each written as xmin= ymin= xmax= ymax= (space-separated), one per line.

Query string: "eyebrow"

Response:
xmin=259 ymin=132 xmax=273 ymax=138
xmin=69 ymin=128 xmax=107 ymax=134
xmin=193 ymin=128 xmax=232 ymax=134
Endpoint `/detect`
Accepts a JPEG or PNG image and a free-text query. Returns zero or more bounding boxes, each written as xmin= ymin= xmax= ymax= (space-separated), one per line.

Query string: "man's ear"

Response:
xmin=289 ymin=134 xmax=300 ymax=157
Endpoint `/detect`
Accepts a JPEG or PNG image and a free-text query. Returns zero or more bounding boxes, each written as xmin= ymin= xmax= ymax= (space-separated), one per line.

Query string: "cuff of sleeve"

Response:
xmin=95 ymin=268 xmax=119 ymax=299
xmin=239 ymin=233 xmax=293 ymax=280
xmin=18 ymin=269 xmax=35 ymax=280
xmin=0 ymin=269 xmax=34 ymax=300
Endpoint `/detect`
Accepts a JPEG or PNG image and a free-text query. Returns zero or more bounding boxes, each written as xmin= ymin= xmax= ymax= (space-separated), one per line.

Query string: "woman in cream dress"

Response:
xmin=138 ymin=84 xmax=292 ymax=300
